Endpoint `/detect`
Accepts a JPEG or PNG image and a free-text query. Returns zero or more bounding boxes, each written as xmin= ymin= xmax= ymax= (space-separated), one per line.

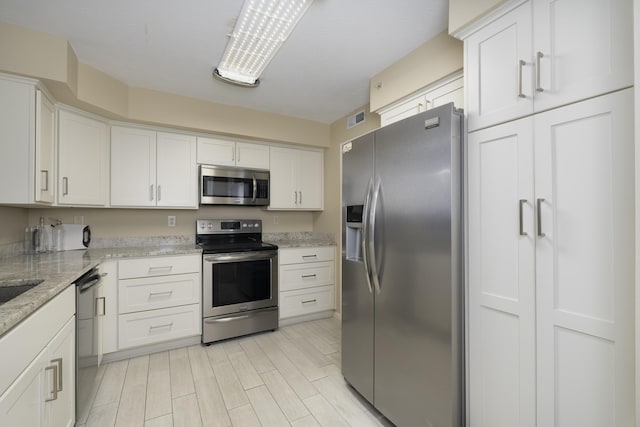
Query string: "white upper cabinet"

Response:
xmin=111 ymin=126 xmax=197 ymax=208
xmin=197 ymin=137 xmax=269 ymax=170
xmin=35 ymin=91 xmax=55 ymax=204
xmin=465 ymin=2 xmax=533 ymax=131
xmin=532 ymin=0 xmax=633 ymax=113
xmin=111 ymin=127 xmax=156 ymax=207
xmin=378 ymin=73 xmax=464 ymax=127
xmin=0 ymin=75 xmax=56 ymax=205
xmin=269 ymin=147 xmax=323 ymax=210
xmin=465 ymin=0 xmax=632 ymax=131
xmin=58 ymin=109 xmax=109 ymax=206
xmin=156 ymin=132 xmax=197 ymax=207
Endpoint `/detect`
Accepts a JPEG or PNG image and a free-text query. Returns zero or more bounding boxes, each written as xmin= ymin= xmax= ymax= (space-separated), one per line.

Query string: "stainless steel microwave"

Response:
xmin=199 ymin=165 xmax=269 ymax=206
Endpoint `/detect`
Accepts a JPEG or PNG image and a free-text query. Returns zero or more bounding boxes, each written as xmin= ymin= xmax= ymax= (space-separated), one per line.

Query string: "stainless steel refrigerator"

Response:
xmin=341 ymin=103 xmax=464 ymax=427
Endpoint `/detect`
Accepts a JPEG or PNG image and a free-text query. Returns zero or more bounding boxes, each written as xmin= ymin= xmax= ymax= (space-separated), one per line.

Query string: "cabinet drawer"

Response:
xmin=118 ymin=304 xmax=200 ymax=349
xmin=280 ymin=261 xmax=334 ymax=291
xmin=279 ymin=246 xmax=334 ymax=265
xmin=280 ymin=286 xmax=334 ymax=319
xmin=118 ymin=273 xmax=200 ymax=314
xmin=118 ymin=255 xmax=200 ymax=279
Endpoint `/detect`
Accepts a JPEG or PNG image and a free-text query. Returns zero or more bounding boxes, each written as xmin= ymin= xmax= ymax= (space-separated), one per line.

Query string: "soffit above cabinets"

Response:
xmin=0 ymin=0 xmax=449 ymax=124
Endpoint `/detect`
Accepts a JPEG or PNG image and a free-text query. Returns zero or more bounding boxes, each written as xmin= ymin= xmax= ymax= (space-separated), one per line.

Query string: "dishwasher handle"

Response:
xmin=75 ymin=268 xmax=103 ymax=293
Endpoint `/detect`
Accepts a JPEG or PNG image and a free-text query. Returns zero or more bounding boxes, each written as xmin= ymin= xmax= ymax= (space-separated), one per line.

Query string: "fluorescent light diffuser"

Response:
xmin=214 ymin=0 xmax=313 ymax=87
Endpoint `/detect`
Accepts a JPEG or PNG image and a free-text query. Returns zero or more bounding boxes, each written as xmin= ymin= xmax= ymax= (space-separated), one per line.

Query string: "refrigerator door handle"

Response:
xmin=369 ymin=177 xmax=382 ymax=294
xmin=361 ymin=178 xmax=374 ymax=293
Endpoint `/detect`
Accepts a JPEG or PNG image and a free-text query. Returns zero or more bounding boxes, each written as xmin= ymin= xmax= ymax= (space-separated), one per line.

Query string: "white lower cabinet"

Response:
xmin=118 ymin=305 xmax=200 ymax=349
xmin=468 ymin=89 xmax=634 ymax=426
xmin=279 ymin=246 xmax=335 ymax=323
xmin=117 ymin=254 xmax=201 ymax=350
xmin=0 ymin=286 xmax=75 ymax=427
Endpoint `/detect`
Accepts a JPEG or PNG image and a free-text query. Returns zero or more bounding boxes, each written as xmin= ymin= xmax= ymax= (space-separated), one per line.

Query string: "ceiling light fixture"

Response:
xmin=214 ymin=0 xmax=313 ymax=88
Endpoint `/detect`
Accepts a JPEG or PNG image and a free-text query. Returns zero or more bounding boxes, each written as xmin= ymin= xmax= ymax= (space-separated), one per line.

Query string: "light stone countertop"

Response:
xmin=264 ymin=232 xmax=336 ymax=248
xmin=0 ymin=232 xmax=335 ymax=337
xmin=0 ymin=244 xmax=201 ymax=337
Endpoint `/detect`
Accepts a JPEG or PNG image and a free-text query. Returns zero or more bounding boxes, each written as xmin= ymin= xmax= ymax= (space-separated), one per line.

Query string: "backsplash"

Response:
xmin=0 ymin=232 xmax=336 ymax=260
xmin=90 ymin=235 xmax=195 ymax=248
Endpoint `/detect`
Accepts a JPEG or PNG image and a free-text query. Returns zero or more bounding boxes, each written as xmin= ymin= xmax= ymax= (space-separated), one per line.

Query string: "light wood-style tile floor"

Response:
xmin=77 ymin=317 xmax=392 ymax=427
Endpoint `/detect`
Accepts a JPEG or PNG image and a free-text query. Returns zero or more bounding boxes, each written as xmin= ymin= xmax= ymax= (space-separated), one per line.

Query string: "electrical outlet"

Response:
xmin=273 ymin=216 xmax=279 ymax=225
xmin=168 ymin=216 xmax=176 ymax=227
xmin=73 ymin=216 xmax=84 ymax=224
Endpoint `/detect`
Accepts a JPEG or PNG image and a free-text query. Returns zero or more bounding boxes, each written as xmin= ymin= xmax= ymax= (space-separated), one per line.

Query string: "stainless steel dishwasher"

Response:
xmin=74 ymin=266 xmax=106 ymax=424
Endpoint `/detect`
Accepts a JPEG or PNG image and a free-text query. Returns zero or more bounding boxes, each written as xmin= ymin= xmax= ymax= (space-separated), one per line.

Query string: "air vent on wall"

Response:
xmin=347 ymin=110 xmax=366 ymax=129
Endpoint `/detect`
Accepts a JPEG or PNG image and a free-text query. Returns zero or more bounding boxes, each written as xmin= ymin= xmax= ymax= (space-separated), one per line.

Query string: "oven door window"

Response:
xmin=212 ymin=259 xmax=271 ymax=307
xmin=202 ymin=176 xmax=254 ymax=200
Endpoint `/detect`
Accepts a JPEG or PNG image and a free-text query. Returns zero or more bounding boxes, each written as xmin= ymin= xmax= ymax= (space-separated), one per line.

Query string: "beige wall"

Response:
xmin=634 ymin=0 xmax=639 ymax=419
xmin=27 ymin=207 xmax=313 ymax=239
xmin=448 ymin=0 xmax=510 ymax=35
xmin=369 ymin=31 xmax=463 ymax=112
xmin=318 ymin=32 xmax=465 ymax=313
xmin=128 ymin=87 xmax=329 ymax=147
xmin=0 ymin=22 xmax=78 ymax=93
xmin=0 ymin=22 xmax=330 ymax=148
xmin=0 ymin=207 xmax=28 ymax=245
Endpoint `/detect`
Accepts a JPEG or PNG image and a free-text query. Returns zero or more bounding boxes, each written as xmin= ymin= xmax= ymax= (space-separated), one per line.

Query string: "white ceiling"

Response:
xmin=0 ymin=0 xmax=449 ymax=124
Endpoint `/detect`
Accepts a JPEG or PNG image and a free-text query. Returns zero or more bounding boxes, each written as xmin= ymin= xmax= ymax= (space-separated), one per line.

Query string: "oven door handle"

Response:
xmin=203 ymin=250 xmax=278 ymax=263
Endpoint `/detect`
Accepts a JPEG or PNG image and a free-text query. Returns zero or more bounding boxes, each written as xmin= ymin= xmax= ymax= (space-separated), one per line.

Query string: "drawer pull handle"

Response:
xmin=149 ymin=322 xmax=173 ymax=331
xmin=41 ymin=170 xmax=49 ymax=191
xmin=45 ymin=364 xmax=58 ymax=402
xmin=302 ymin=255 xmax=317 ymax=259
xmin=302 ymin=299 xmax=317 ymax=304
xmin=148 ymin=266 xmax=173 ymax=273
xmin=206 ymin=315 xmax=250 ymax=323
xmin=52 ymin=358 xmax=63 ymax=392
xmin=149 ymin=290 xmax=173 ymax=298
xmin=301 ymin=274 xmax=317 ymax=279
xmin=95 ymin=297 xmax=106 ymax=316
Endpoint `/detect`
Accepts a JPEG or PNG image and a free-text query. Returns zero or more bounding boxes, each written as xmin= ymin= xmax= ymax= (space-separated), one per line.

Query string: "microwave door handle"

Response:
xmin=252 ymin=175 xmax=257 ymax=202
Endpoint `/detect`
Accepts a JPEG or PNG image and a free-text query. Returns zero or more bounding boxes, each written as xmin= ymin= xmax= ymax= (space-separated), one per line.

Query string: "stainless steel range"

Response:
xmin=197 ymin=219 xmax=278 ymax=344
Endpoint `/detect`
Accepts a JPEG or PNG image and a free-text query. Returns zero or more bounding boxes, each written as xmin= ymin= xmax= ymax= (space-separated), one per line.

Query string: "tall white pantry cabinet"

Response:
xmin=460 ymin=0 xmax=634 ymax=426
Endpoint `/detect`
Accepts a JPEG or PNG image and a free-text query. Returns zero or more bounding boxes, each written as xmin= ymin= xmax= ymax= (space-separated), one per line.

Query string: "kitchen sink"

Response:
xmin=0 ymin=280 xmax=44 ymax=304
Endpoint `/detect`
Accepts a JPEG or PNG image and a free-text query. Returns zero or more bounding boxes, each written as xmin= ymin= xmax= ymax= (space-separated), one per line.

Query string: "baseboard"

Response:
xmin=279 ymin=310 xmax=335 ymax=326
xmin=101 ymin=335 xmax=202 ymax=363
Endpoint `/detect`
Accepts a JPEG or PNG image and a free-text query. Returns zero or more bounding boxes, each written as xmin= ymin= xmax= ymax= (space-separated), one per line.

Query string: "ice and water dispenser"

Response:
xmin=345 ymin=205 xmax=364 ymax=261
